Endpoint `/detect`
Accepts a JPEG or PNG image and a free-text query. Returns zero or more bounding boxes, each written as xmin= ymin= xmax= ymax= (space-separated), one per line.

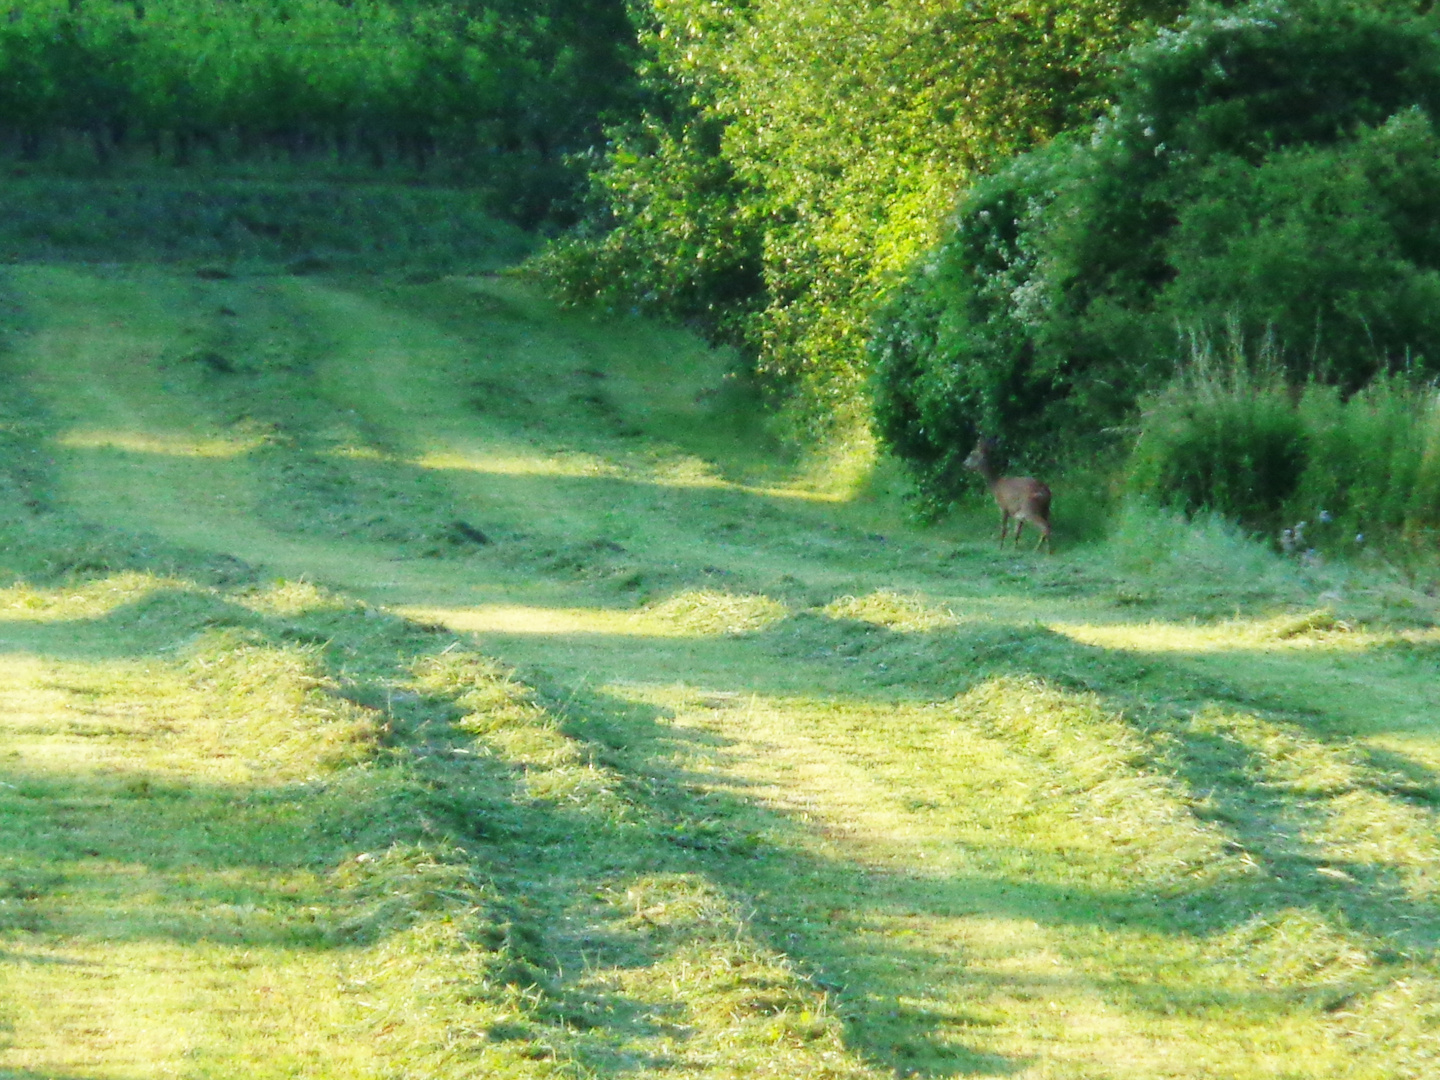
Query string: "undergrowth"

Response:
xmin=1127 ymin=330 xmax=1440 ymax=579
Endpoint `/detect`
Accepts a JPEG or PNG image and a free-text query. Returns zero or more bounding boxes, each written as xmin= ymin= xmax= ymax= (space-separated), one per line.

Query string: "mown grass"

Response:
xmin=0 ymin=252 xmax=1438 ymax=1077
xmin=0 ymin=177 xmax=532 ymax=271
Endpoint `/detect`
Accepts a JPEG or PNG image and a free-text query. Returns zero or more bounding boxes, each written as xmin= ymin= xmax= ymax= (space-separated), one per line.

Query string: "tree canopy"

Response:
xmin=871 ymin=0 xmax=1440 ymax=507
xmin=542 ymin=0 xmax=1180 ymax=431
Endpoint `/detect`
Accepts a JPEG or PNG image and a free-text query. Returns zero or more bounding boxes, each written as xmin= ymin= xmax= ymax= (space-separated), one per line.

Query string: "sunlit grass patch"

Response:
xmin=241 ymin=577 xmax=359 ymax=619
xmin=0 ymin=781 xmax=572 ymax=1075
xmin=56 ymin=427 xmax=265 ymax=459
xmin=631 ymin=674 xmax=1236 ymax=892
xmin=328 ymin=444 xmax=389 ymax=462
xmin=182 ymin=628 xmax=384 ymax=776
xmin=0 ymin=643 xmax=379 ymax=787
xmin=398 ymin=602 xmax=646 ymax=637
xmin=645 ymin=590 xmax=788 ymax=636
xmin=1339 ymin=975 xmax=1440 ymax=1080
xmin=1 ymin=583 xmax=648 ymax=1075
xmin=945 ymin=677 xmax=1239 ymax=888
xmin=1319 ymin=789 xmax=1440 ymax=898
xmin=415 ymin=447 xmax=626 ymax=480
xmin=416 ymin=444 xmax=847 ymax=503
xmin=1055 ymin=609 xmax=1440 ymax=654
xmin=823 ymin=588 xmax=958 ymax=631
xmin=615 ymin=678 xmax=1412 ymax=1074
xmin=411 ymin=649 xmax=630 ymax=816
xmin=403 ymin=593 xmax=790 ymax=640
xmin=649 ymin=453 xmax=734 ymax=489
xmin=593 ymin=874 xmax=861 ymax=1078
xmin=1190 ymin=708 xmax=1366 ymax=797
xmin=0 ymin=939 xmax=385 ymax=1076
xmin=0 ymin=570 xmax=173 ymax=622
xmin=1205 ymin=909 xmax=1376 ymax=988
xmin=631 ymin=675 xmax=1225 ymax=888
xmin=1190 ymin=708 xmax=1440 ymax=899
xmin=647 ymin=452 xmax=849 ymax=502
xmin=0 ymin=575 xmax=385 ymax=785
xmin=0 ymin=642 xmax=388 ymax=1074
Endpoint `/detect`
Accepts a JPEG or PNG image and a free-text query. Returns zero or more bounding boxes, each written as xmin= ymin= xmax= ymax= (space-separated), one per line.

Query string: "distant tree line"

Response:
xmin=0 ymin=0 xmax=637 ymax=223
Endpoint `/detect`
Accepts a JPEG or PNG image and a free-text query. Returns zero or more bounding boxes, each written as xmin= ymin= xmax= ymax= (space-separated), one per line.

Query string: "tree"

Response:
xmin=872 ymin=0 xmax=1440 ymax=507
xmin=543 ymin=0 xmax=1180 ymax=433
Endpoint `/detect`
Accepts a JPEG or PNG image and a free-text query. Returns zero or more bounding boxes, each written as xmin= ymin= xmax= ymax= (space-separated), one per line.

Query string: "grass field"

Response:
xmin=1 ymin=255 xmax=1438 ymax=1078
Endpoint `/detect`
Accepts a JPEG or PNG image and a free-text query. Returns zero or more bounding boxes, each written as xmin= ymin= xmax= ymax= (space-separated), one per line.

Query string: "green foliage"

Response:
xmin=1291 ymin=377 xmax=1440 ymax=549
xmin=873 ymin=0 xmax=1440 ymax=505
xmin=0 ymin=0 xmax=637 ymax=224
xmin=544 ymin=0 xmax=1179 ymax=432
xmin=1164 ymin=112 xmax=1440 ymax=386
xmin=1127 ymin=336 xmax=1310 ymax=528
xmin=1126 ymin=334 xmax=1440 ymax=552
xmin=534 ymin=111 xmax=765 ymax=344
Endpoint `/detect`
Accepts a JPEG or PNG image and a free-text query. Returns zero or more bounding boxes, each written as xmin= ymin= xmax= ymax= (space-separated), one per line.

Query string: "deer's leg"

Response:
xmin=998 ymin=511 xmax=1009 ymax=545
xmin=1014 ymin=520 xmax=1026 ymax=549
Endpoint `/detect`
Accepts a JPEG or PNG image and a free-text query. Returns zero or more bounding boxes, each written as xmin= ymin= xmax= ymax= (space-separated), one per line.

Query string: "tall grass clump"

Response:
xmin=1292 ymin=377 xmax=1440 ymax=550
xmin=1128 ymin=331 xmax=1440 ymax=557
xmin=1127 ymin=331 xmax=1308 ymax=530
xmin=1107 ymin=499 xmax=1300 ymax=593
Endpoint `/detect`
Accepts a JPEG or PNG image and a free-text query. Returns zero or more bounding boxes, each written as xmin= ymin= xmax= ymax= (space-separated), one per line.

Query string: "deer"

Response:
xmin=962 ymin=437 xmax=1052 ymax=553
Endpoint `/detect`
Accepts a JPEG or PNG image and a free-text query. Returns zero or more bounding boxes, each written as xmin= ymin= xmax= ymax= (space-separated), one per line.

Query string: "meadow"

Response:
xmin=0 ymin=240 xmax=1438 ymax=1078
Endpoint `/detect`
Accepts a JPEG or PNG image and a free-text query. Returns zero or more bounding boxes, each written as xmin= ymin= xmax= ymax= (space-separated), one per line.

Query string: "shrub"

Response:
xmin=1127 ymin=333 xmax=1309 ymax=529
xmin=1126 ymin=334 xmax=1440 ymax=553
xmin=873 ymin=0 xmax=1440 ymax=506
xmin=1164 ymin=112 xmax=1440 ymax=390
xmin=532 ymin=111 xmax=765 ymax=346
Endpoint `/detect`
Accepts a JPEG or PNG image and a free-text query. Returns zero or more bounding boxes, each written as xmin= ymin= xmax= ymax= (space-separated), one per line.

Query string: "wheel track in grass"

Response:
xmin=1 ymin=263 xmax=1438 ymax=1077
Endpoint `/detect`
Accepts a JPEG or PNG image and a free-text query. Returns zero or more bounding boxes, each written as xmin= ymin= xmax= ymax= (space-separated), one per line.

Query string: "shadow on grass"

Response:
xmin=0 ymin=583 xmax=1023 ymax=1074
xmin=5 ymin=582 xmax=1437 ymax=1074
xmin=1154 ymin=722 xmax=1440 ymax=954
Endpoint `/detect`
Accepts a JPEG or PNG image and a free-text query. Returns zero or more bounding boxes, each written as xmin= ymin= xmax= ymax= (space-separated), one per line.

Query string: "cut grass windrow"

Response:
xmin=0 ymin=262 xmax=1437 ymax=1077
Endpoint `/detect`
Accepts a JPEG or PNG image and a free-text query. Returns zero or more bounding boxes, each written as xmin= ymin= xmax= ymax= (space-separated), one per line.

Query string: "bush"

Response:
xmin=1126 ymin=333 xmax=1440 ymax=554
xmin=1127 ymin=334 xmax=1309 ymax=529
xmin=873 ymin=0 xmax=1440 ymax=506
xmin=532 ymin=111 xmax=765 ymax=346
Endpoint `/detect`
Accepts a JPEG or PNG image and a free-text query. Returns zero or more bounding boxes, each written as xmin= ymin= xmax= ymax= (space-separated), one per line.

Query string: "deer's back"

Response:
xmin=994 ymin=477 xmax=1050 ymax=519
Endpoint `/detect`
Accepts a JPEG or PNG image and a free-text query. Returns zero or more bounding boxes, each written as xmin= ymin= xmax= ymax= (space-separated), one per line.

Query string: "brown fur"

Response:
xmin=963 ymin=437 xmax=1052 ymax=553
